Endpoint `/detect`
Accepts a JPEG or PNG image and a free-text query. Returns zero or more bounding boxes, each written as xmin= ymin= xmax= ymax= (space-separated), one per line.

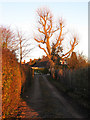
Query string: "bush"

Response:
xmin=2 ymin=48 xmax=22 ymax=118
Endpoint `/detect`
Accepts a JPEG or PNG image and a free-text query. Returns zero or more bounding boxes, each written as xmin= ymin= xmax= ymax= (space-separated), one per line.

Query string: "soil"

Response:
xmin=16 ymin=74 xmax=88 ymax=119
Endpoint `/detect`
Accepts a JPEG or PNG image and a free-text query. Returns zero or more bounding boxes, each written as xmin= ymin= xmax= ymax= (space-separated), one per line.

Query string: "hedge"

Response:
xmin=2 ymin=48 xmax=21 ymax=118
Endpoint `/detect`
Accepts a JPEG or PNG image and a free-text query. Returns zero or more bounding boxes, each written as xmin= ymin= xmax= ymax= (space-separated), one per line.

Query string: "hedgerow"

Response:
xmin=2 ymin=48 xmax=27 ymax=118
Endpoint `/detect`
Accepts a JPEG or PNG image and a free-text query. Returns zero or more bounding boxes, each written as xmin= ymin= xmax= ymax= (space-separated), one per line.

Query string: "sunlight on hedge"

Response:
xmin=2 ymin=48 xmax=26 ymax=118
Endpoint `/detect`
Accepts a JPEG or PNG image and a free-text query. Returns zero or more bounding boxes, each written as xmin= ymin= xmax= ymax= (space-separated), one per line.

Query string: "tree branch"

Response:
xmin=50 ymin=28 xmax=59 ymax=37
xmin=53 ymin=24 xmax=63 ymax=49
xmin=38 ymin=28 xmax=45 ymax=34
xmin=62 ymin=37 xmax=78 ymax=59
xmin=58 ymin=38 xmax=64 ymax=46
xmin=38 ymin=18 xmax=45 ymax=26
xmin=22 ymin=47 xmax=34 ymax=58
xmin=38 ymin=44 xmax=51 ymax=59
xmin=34 ymin=38 xmax=45 ymax=43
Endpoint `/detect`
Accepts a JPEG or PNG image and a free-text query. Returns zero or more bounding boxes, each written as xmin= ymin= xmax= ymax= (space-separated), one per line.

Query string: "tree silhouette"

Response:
xmin=34 ymin=7 xmax=78 ymax=77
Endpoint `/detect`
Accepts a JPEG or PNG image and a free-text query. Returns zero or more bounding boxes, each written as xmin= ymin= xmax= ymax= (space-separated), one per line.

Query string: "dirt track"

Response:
xmin=18 ymin=74 xmax=88 ymax=118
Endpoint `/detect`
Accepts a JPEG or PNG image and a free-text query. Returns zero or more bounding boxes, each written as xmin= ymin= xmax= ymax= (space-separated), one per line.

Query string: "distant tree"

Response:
xmin=0 ymin=26 xmax=33 ymax=64
xmin=77 ymin=52 xmax=87 ymax=68
xmin=29 ymin=59 xmax=36 ymax=66
xmin=38 ymin=57 xmax=41 ymax=61
xmin=34 ymin=7 xmax=78 ymax=78
xmin=0 ymin=26 xmax=15 ymax=50
xmin=67 ymin=52 xmax=79 ymax=69
xmin=0 ymin=26 xmax=18 ymax=59
xmin=67 ymin=52 xmax=87 ymax=69
xmin=16 ymin=30 xmax=34 ymax=64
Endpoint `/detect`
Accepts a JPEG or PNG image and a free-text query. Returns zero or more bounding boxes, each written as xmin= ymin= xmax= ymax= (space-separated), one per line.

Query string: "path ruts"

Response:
xmin=17 ymin=74 xmax=87 ymax=118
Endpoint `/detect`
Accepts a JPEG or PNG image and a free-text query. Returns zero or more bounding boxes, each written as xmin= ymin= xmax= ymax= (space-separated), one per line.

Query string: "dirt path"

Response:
xmin=17 ymin=74 xmax=87 ymax=118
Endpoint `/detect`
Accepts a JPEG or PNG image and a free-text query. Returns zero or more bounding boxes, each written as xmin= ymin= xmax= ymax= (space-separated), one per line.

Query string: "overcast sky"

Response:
xmin=0 ymin=1 xmax=88 ymax=62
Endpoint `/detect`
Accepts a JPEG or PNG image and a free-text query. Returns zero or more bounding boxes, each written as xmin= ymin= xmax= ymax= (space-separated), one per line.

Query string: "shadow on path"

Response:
xmin=20 ymin=74 xmax=88 ymax=119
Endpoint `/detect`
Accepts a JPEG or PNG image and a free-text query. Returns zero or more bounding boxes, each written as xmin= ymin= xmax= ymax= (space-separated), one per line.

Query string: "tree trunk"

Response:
xmin=49 ymin=59 xmax=55 ymax=79
xmin=20 ymin=39 xmax=22 ymax=65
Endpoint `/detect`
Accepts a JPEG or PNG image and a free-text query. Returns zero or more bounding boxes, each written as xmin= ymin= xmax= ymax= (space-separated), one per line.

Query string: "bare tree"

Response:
xmin=0 ymin=26 xmax=33 ymax=64
xmin=34 ymin=7 xmax=78 ymax=78
xmin=16 ymin=30 xmax=33 ymax=64
xmin=0 ymin=26 xmax=16 ymax=50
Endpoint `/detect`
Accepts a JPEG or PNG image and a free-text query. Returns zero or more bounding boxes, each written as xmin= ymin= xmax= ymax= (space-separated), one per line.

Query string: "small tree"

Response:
xmin=34 ymin=7 xmax=78 ymax=78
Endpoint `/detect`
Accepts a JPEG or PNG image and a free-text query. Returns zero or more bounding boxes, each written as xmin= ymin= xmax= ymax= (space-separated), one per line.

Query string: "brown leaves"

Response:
xmin=16 ymin=100 xmax=39 ymax=118
xmin=2 ymin=48 xmax=21 ymax=118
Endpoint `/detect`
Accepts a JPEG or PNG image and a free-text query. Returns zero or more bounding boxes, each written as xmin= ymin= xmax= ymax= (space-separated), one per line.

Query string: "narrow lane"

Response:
xmin=21 ymin=74 xmax=86 ymax=118
xmin=40 ymin=75 xmax=82 ymax=118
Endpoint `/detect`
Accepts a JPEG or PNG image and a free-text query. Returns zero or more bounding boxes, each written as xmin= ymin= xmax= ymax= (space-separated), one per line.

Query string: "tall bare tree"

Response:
xmin=34 ymin=7 xmax=78 ymax=78
xmin=16 ymin=30 xmax=33 ymax=64
xmin=0 ymin=26 xmax=33 ymax=64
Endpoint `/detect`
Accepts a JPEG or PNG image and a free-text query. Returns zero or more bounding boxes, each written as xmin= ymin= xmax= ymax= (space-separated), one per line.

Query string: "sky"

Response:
xmin=0 ymin=0 xmax=88 ymax=62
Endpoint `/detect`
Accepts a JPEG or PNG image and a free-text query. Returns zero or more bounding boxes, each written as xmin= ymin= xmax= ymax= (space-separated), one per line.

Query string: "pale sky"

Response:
xmin=0 ymin=0 xmax=88 ymax=62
